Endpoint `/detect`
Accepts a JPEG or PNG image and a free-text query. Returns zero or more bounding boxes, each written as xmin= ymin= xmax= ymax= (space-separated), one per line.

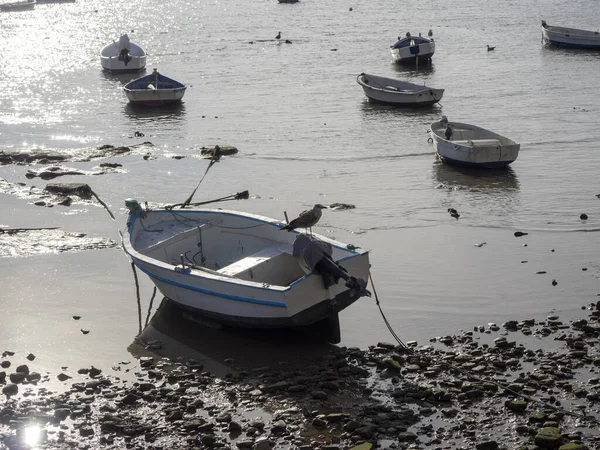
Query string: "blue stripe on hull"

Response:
xmin=367 ymin=97 xmax=438 ymax=107
xmin=439 ymin=155 xmax=514 ymax=169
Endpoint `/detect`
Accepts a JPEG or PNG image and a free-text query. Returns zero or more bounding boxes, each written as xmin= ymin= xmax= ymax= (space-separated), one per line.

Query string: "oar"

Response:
xmin=179 ymin=153 xmax=220 ymax=209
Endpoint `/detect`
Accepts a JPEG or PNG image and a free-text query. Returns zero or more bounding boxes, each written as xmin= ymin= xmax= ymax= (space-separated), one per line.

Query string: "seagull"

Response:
xmin=428 ymin=29 xmax=433 ymax=38
xmin=487 ymin=45 xmax=495 ymax=51
xmin=280 ymin=204 xmax=327 ymax=234
xmin=276 ymin=31 xmax=281 ymax=40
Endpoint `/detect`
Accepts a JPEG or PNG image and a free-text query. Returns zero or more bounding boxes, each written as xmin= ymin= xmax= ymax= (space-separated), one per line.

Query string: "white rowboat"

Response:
xmin=100 ymin=34 xmax=146 ymax=73
xmin=541 ymin=20 xmax=600 ymax=49
xmin=122 ymin=202 xmax=371 ymax=332
xmin=430 ymin=118 xmax=520 ymax=169
xmin=390 ymin=32 xmax=435 ymax=64
xmin=357 ymin=73 xmax=444 ymax=107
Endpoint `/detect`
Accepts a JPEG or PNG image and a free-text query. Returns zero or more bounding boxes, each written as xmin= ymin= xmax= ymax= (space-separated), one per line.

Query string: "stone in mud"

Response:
xmin=9 ymin=373 xmax=26 ymax=384
xmin=200 ymin=145 xmax=238 ymax=158
xmin=534 ymin=427 xmax=564 ymax=448
xmin=558 ymin=444 xmax=589 ymax=450
xmin=56 ymin=373 xmax=71 ymax=381
xmin=0 ymin=361 xmax=9 ymax=368
xmin=506 ymin=399 xmax=528 ymax=412
xmin=382 ymin=357 xmax=401 ymax=372
xmin=476 ymin=441 xmax=499 ymax=450
xmin=2 ymin=384 xmax=18 ymax=397
xmin=236 ymin=439 xmax=255 ymax=448
xmin=15 ymin=365 xmax=29 ymax=375
xmin=252 ymin=437 xmax=272 ymax=450
xmin=311 ymin=390 xmax=328 ymax=400
xmin=44 ymin=183 xmax=93 ymax=199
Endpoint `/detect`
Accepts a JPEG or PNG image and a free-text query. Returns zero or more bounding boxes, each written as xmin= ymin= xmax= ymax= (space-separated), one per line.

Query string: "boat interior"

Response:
xmin=131 ymin=212 xmax=315 ymax=286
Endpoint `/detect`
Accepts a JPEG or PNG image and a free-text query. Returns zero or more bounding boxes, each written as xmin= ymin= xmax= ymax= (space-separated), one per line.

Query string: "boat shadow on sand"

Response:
xmin=432 ymin=159 xmax=520 ymax=191
xmin=128 ymin=298 xmax=340 ymax=378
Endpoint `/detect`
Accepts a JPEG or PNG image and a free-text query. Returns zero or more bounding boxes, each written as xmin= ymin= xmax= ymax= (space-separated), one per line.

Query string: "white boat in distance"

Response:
xmin=122 ymin=201 xmax=371 ymax=330
xmin=541 ymin=20 xmax=600 ymax=49
xmin=357 ymin=73 xmax=444 ymax=107
xmin=100 ymin=34 xmax=146 ymax=73
xmin=430 ymin=117 xmax=520 ymax=169
xmin=123 ymin=69 xmax=186 ymax=106
xmin=390 ymin=31 xmax=435 ymax=64
xmin=0 ymin=0 xmax=35 ymax=11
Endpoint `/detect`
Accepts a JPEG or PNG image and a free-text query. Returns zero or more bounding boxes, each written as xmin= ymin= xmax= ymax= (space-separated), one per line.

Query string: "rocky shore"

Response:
xmin=1 ymin=299 xmax=599 ymax=450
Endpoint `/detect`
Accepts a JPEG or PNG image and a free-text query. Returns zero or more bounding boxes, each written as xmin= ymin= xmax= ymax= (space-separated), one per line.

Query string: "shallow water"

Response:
xmin=1 ymin=0 xmax=599 ymax=374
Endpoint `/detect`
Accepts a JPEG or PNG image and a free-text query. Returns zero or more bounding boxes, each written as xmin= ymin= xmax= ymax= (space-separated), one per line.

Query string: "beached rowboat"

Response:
xmin=122 ymin=201 xmax=371 ymax=330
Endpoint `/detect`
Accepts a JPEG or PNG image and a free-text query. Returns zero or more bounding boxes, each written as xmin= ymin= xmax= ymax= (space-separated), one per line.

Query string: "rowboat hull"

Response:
xmin=357 ymin=73 xmax=443 ymax=106
xmin=122 ymin=207 xmax=370 ymax=329
xmin=542 ymin=22 xmax=600 ymax=49
xmin=430 ymin=121 xmax=520 ymax=169
xmin=0 ymin=0 xmax=35 ymax=11
xmin=390 ymin=36 xmax=435 ymax=64
xmin=100 ymin=35 xmax=146 ymax=73
xmin=123 ymin=70 xmax=187 ymax=106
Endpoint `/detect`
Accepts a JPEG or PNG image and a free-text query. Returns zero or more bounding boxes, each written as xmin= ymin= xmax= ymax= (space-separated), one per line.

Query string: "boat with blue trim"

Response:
xmin=430 ymin=117 xmax=520 ymax=169
xmin=123 ymin=69 xmax=186 ymax=106
xmin=122 ymin=200 xmax=371 ymax=334
xmin=541 ymin=20 xmax=600 ymax=49
xmin=390 ymin=31 xmax=435 ymax=65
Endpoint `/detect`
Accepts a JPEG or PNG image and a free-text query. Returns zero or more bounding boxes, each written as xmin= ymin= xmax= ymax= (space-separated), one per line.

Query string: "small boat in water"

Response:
xmin=541 ymin=20 xmax=600 ymax=49
xmin=123 ymin=69 xmax=187 ymax=106
xmin=122 ymin=199 xmax=371 ymax=331
xmin=0 ymin=0 xmax=35 ymax=11
xmin=100 ymin=34 xmax=146 ymax=73
xmin=390 ymin=31 xmax=435 ymax=64
xmin=356 ymin=73 xmax=444 ymax=107
xmin=430 ymin=117 xmax=520 ymax=169
xmin=278 ymin=0 xmax=299 ymax=3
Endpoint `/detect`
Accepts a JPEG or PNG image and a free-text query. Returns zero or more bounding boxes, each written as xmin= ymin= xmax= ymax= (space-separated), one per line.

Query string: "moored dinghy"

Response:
xmin=430 ymin=117 xmax=520 ymax=168
xmin=100 ymin=34 xmax=147 ymax=73
xmin=122 ymin=200 xmax=371 ymax=333
xmin=0 ymin=0 xmax=35 ymax=11
xmin=541 ymin=20 xmax=600 ymax=49
xmin=123 ymin=69 xmax=186 ymax=106
xmin=357 ymin=73 xmax=444 ymax=106
xmin=390 ymin=31 xmax=435 ymax=64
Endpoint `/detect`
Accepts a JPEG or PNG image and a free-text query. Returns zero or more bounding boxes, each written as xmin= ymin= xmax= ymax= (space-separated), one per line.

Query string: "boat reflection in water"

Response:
xmin=128 ymin=298 xmax=340 ymax=377
xmin=432 ymin=159 xmax=520 ymax=191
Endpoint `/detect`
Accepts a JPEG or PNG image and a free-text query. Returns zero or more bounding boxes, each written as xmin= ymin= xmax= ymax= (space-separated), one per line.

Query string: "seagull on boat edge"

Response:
xmin=280 ymin=204 xmax=327 ymax=234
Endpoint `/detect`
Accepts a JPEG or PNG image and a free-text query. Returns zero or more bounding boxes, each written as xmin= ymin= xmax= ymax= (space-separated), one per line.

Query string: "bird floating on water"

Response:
xmin=428 ymin=29 xmax=433 ymax=38
xmin=276 ymin=31 xmax=281 ymax=40
xmin=487 ymin=45 xmax=495 ymax=51
xmin=280 ymin=204 xmax=327 ymax=234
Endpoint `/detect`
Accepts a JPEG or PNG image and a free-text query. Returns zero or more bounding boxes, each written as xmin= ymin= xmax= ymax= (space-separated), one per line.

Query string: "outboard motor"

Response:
xmin=292 ymin=234 xmax=371 ymax=298
xmin=118 ymin=34 xmax=132 ymax=65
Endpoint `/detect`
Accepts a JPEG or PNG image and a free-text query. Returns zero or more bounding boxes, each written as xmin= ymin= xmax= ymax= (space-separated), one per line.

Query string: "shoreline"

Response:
xmin=2 ymin=299 xmax=599 ymax=450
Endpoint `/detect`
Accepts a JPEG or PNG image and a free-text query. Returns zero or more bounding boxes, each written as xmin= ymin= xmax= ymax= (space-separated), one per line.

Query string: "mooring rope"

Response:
xmin=367 ymin=271 xmax=600 ymax=425
xmin=144 ymin=287 xmax=157 ymax=328
xmin=131 ymin=262 xmax=142 ymax=334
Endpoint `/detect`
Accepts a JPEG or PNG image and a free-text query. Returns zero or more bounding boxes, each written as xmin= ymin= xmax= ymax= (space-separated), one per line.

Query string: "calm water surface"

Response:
xmin=1 ymin=0 xmax=599 ymax=373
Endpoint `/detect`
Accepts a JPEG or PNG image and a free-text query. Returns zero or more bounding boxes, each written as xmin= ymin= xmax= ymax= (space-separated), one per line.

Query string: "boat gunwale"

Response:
xmin=122 ymin=208 xmax=368 ymax=293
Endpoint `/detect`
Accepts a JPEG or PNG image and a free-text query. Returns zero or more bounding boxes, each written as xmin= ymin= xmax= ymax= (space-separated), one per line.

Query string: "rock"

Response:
xmin=237 ymin=439 xmax=255 ymax=449
xmin=558 ymin=444 xmax=589 ymax=450
xmin=514 ymin=231 xmax=528 ymax=237
xmin=311 ymin=390 xmax=328 ymax=400
xmin=54 ymin=408 xmax=70 ymax=421
xmin=44 ymin=183 xmax=93 ymax=199
xmin=476 ymin=441 xmax=499 ymax=450
xmin=200 ymin=145 xmax=238 ymax=159
xmin=16 ymin=365 xmax=29 ymax=375
xmin=397 ymin=431 xmax=417 ymax=441
xmin=349 ymin=444 xmax=372 ymax=450
xmin=79 ymin=426 xmax=94 ymax=437
xmin=252 ymin=437 xmax=271 ymax=450
xmin=329 ymin=203 xmax=356 ymax=210
xmin=534 ymin=427 xmax=564 ymax=448
xmin=57 ymin=373 xmax=71 ymax=381
xmin=506 ymin=399 xmax=528 ymax=412
xmin=2 ymin=384 xmax=18 ymax=397
xmin=0 ymin=361 xmax=10 ymax=368
xmin=9 ymin=373 xmax=26 ymax=384
xmin=120 ymin=393 xmax=140 ymax=405
xmin=26 ymin=353 xmax=35 ymax=361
